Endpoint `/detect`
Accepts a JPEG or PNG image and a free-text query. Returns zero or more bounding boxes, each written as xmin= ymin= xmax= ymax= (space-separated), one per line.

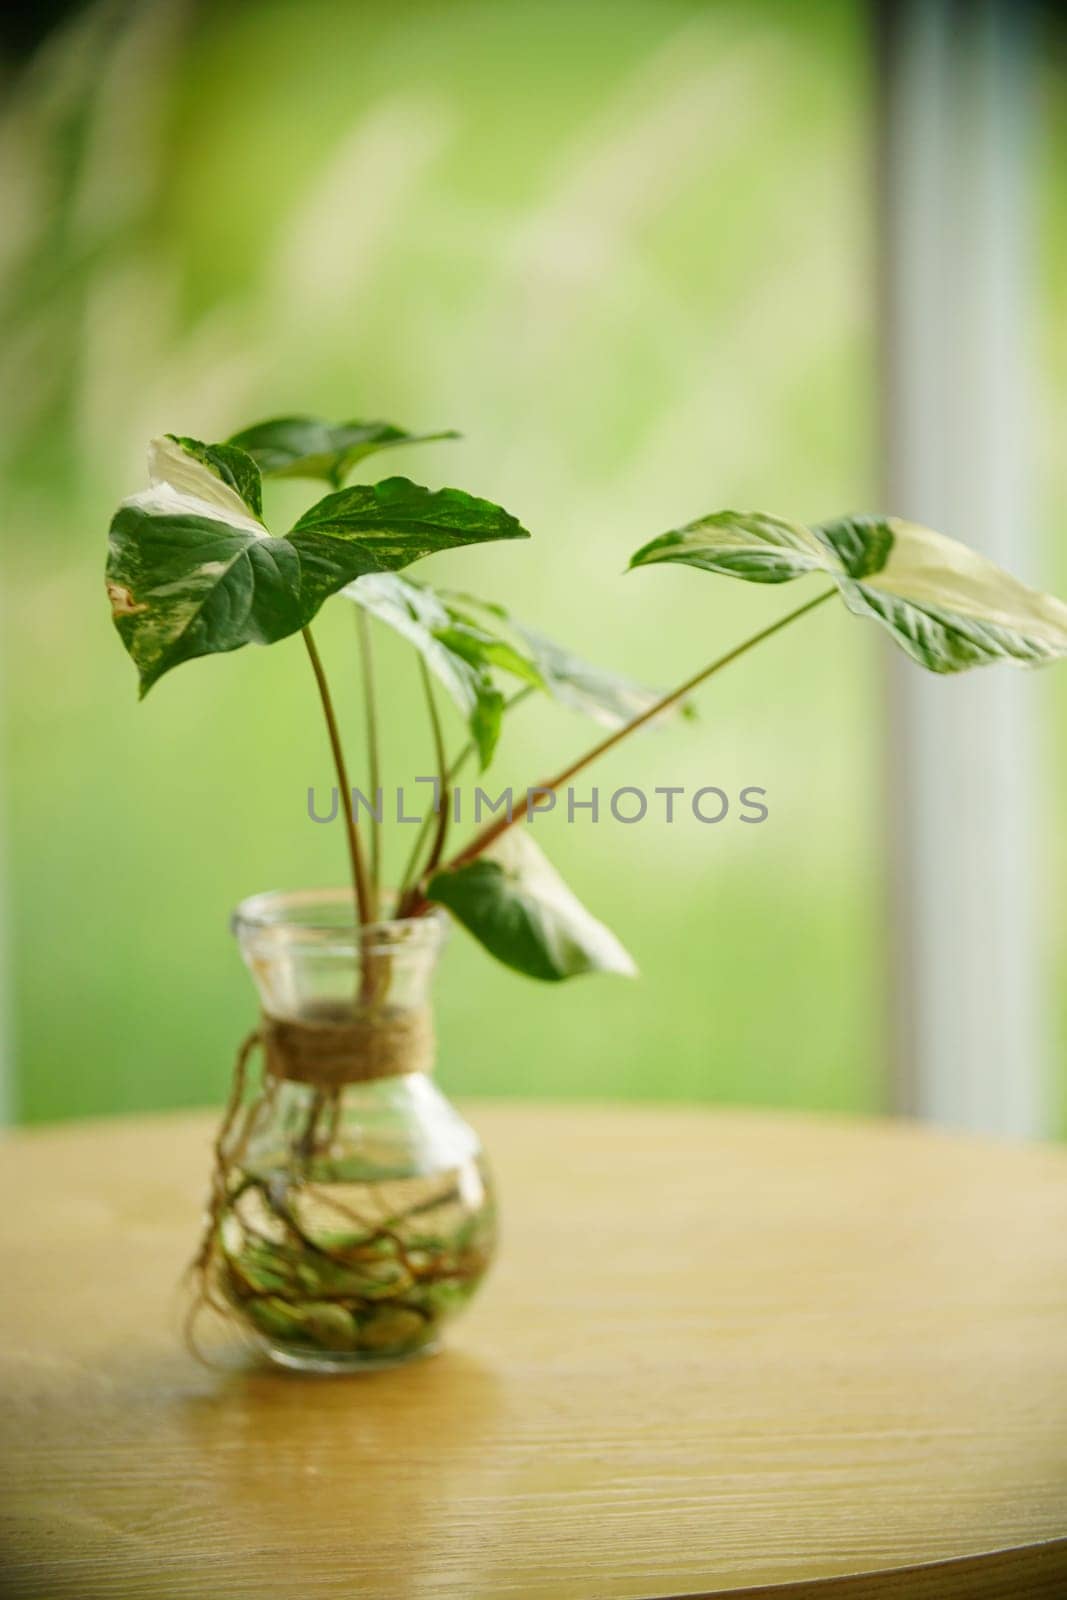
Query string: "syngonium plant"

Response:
xmin=106 ymin=413 xmax=1067 ymax=985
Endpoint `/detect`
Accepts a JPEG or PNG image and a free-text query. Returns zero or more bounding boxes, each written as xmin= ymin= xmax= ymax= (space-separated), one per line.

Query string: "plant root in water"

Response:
xmin=217 ymin=1166 xmax=494 ymax=1361
xmin=186 ymin=1027 xmax=494 ymax=1366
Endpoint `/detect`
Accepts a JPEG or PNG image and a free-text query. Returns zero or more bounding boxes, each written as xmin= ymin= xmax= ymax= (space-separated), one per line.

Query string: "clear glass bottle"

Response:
xmin=212 ymin=889 xmax=496 ymax=1373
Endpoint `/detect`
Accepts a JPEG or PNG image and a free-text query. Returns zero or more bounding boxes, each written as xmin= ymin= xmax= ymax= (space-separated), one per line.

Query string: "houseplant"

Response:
xmin=107 ymin=415 xmax=1067 ymax=1370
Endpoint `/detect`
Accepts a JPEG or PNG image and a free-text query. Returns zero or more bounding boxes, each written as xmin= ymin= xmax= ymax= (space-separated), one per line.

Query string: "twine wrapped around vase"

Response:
xmin=262 ymin=1008 xmax=435 ymax=1085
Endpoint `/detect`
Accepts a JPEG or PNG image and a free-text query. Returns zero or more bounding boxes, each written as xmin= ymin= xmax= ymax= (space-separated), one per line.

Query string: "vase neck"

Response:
xmin=231 ymin=893 xmax=446 ymax=1075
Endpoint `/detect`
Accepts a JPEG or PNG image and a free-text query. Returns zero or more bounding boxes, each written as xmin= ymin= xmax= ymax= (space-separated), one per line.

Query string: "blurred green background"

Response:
xmin=1 ymin=0 xmax=1064 ymax=1124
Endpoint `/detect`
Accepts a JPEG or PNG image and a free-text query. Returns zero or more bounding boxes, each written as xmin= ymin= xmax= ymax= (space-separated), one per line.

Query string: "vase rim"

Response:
xmin=231 ymin=887 xmax=448 ymax=951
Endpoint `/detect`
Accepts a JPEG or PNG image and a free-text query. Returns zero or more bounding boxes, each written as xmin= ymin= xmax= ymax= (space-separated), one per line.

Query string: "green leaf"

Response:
xmin=812 ymin=514 xmax=895 ymax=580
xmin=345 ymin=573 xmax=509 ymax=768
xmin=227 ymin=415 xmax=459 ymax=487
xmin=106 ymin=441 xmax=530 ymax=695
xmin=427 ymin=829 xmax=637 ymax=982
xmin=468 ymin=693 xmax=505 ymax=771
xmin=631 ymin=510 xmax=1067 ymax=675
xmin=432 ymin=621 xmax=544 ymax=686
xmin=291 ymin=477 xmax=527 ymax=569
xmin=166 ymin=433 xmax=262 ymax=518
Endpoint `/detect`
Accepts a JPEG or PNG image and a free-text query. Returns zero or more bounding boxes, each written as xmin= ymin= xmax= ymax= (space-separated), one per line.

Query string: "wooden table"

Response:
xmin=1 ymin=1105 xmax=1066 ymax=1598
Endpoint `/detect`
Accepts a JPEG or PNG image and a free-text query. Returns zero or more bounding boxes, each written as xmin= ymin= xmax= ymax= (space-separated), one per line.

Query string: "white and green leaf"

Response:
xmin=164 ymin=433 xmax=263 ymax=518
xmin=629 ymin=510 xmax=829 ymax=585
xmin=439 ymin=589 xmax=684 ymax=729
xmin=427 ymin=829 xmax=637 ymax=982
xmin=106 ymin=438 xmax=530 ymax=695
xmin=824 ymin=517 xmax=1067 ymax=672
xmin=227 ymin=415 xmax=459 ymax=487
xmin=345 ymin=573 xmax=510 ymax=769
xmin=631 ymin=510 xmax=1067 ymax=675
xmin=347 ymin=573 xmax=679 ymax=767
xmin=517 ymin=623 xmax=691 ymax=727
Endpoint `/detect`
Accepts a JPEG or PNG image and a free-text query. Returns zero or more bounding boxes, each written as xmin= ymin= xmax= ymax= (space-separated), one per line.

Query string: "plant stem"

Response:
xmin=301 ymin=625 xmax=375 ymax=926
xmin=395 ymin=750 xmax=463 ymax=907
xmin=355 ymin=609 xmax=382 ymax=897
xmin=395 ymin=683 xmax=538 ymax=906
xmin=393 ymin=663 xmax=453 ymax=920
xmin=418 ymin=658 xmax=452 ymax=878
xmin=431 ymin=586 xmax=836 ymax=883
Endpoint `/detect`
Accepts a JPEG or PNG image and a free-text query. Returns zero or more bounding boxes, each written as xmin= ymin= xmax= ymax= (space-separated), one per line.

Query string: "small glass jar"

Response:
xmin=209 ymin=889 xmax=496 ymax=1373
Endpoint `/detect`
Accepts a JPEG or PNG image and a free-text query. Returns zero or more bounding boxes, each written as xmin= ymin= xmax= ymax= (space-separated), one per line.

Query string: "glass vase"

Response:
xmin=204 ymin=889 xmax=496 ymax=1373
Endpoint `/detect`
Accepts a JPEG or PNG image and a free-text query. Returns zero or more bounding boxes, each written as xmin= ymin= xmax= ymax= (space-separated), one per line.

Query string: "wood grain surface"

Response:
xmin=1 ymin=1104 xmax=1066 ymax=1598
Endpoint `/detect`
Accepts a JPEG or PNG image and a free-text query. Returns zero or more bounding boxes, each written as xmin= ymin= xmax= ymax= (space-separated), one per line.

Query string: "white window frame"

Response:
xmin=876 ymin=0 xmax=1049 ymax=1134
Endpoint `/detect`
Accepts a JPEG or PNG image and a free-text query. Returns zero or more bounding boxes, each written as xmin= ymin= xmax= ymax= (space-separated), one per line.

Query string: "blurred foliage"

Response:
xmin=0 ymin=0 xmax=1060 ymax=1124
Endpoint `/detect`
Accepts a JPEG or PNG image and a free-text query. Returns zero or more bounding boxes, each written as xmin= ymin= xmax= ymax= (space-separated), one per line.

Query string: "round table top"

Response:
xmin=1 ymin=1103 xmax=1066 ymax=1599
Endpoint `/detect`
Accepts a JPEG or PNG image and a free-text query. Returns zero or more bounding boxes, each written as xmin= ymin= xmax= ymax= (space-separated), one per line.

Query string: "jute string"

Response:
xmin=262 ymin=1006 xmax=434 ymax=1085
